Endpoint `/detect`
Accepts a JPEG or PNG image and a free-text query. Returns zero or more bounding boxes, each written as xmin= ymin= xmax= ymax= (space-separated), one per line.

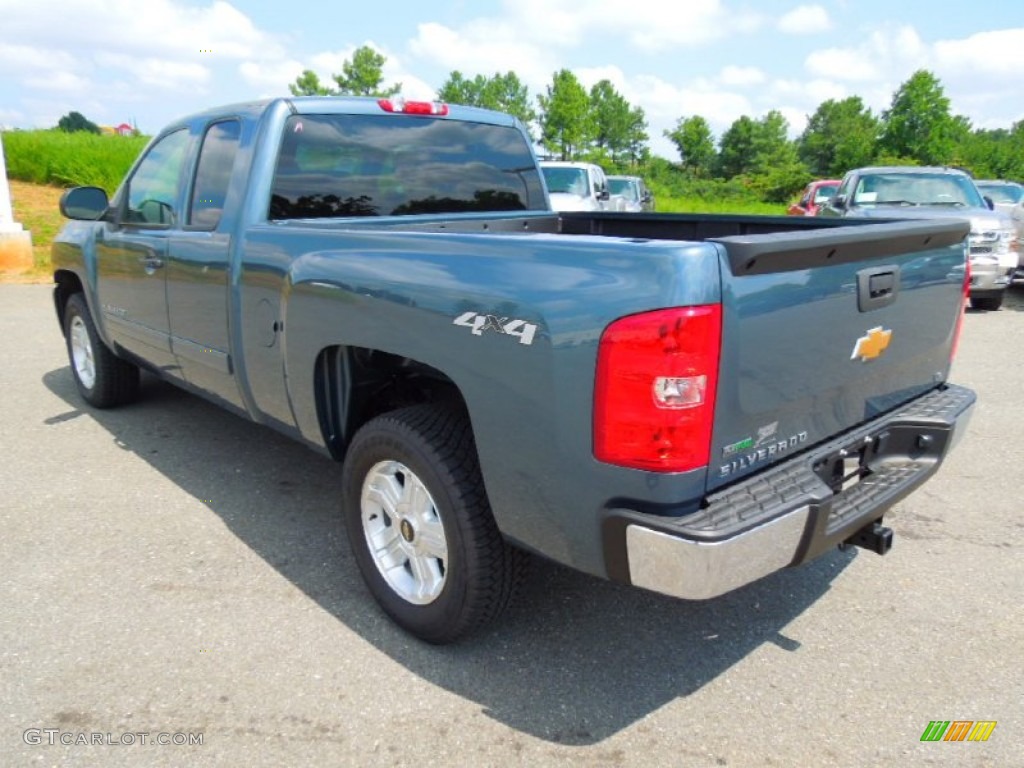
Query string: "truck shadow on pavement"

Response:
xmin=44 ymin=367 xmax=856 ymax=745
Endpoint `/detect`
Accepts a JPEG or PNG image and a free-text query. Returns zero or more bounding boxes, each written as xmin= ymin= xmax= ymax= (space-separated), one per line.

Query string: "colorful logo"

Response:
xmin=851 ymin=326 xmax=893 ymax=362
xmin=920 ymin=720 xmax=997 ymax=742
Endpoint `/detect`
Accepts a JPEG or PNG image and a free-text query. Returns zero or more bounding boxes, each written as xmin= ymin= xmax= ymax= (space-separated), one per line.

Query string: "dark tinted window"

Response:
xmin=269 ymin=114 xmax=545 ymax=219
xmin=124 ymin=129 xmax=190 ymax=226
xmin=189 ymin=120 xmax=241 ymax=230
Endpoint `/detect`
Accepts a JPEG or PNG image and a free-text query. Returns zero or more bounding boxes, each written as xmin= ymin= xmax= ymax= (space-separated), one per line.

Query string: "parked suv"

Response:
xmin=539 ymin=161 xmax=617 ymax=212
xmin=821 ymin=166 xmax=1018 ymax=310
xmin=607 ymin=174 xmax=654 ymax=212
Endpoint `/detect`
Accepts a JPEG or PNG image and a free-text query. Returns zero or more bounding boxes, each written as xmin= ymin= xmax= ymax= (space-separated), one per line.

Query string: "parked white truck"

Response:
xmin=539 ymin=161 xmax=621 ymax=212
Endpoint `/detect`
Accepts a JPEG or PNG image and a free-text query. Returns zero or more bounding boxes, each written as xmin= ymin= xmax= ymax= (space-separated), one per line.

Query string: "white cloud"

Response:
xmin=0 ymin=44 xmax=79 ymax=76
xmin=24 ymin=71 xmax=93 ymax=93
xmin=413 ymin=0 xmax=762 ymax=67
xmin=0 ymin=0 xmax=281 ymax=60
xmin=238 ymin=59 xmax=305 ymax=92
xmin=719 ymin=66 xmax=766 ymax=87
xmin=932 ymin=28 xmax=1024 ymax=78
xmin=409 ymin=22 xmax=556 ymax=92
xmin=778 ymin=5 xmax=831 ymax=35
xmin=804 ymin=24 xmax=927 ymax=84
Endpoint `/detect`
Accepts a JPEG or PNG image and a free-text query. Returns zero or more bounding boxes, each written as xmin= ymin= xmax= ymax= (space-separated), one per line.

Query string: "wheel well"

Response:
xmin=314 ymin=345 xmax=467 ymax=461
xmin=53 ymin=270 xmax=85 ymax=335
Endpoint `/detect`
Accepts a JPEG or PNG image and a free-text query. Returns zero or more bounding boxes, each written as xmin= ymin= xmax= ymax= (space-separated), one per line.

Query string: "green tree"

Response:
xmin=56 ymin=111 xmax=100 ymax=134
xmin=879 ymin=70 xmax=967 ymax=165
xmin=288 ymin=69 xmax=334 ymax=97
xmin=665 ymin=115 xmax=716 ymax=176
xmin=749 ymin=110 xmax=811 ymax=202
xmin=625 ymin=106 xmax=650 ymax=168
xmin=332 ymin=45 xmax=401 ymax=97
xmin=538 ymin=69 xmax=592 ymax=160
xmin=437 ymin=71 xmax=536 ymax=129
xmin=588 ymin=79 xmax=631 ymax=163
xmin=716 ymin=115 xmax=759 ymax=178
xmin=798 ymin=97 xmax=880 ymax=177
xmin=953 ymin=124 xmax=1024 ymax=180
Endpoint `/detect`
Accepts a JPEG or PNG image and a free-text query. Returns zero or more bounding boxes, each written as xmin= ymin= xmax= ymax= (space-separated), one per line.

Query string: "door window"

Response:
xmin=124 ymin=129 xmax=190 ymax=226
xmin=189 ymin=120 xmax=241 ymax=230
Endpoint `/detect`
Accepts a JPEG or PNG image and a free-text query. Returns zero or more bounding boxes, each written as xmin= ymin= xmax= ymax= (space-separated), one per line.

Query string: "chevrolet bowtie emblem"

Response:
xmin=851 ymin=326 xmax=893 ymax=362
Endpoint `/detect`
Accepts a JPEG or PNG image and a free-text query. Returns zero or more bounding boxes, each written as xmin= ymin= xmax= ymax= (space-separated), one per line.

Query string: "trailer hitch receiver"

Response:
xmin=843 ymin=521 xmax=894 ymax=556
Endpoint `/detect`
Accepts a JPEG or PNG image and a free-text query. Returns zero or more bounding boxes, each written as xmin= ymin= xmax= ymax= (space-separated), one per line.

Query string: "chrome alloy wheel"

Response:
xmin=360 ymin=460 xmax=449 ymax=604
xmin=69 ymin=315 xmax=97 ymax=390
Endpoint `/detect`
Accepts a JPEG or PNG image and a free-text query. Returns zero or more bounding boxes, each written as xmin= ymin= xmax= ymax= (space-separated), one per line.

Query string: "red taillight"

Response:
xmin=377 ymin=98 xmax=449 ymax=116
xmin=594 ymin=305 xmax=722 ymax=472
xmin=951 ymin=256 xmax=970 ymax=360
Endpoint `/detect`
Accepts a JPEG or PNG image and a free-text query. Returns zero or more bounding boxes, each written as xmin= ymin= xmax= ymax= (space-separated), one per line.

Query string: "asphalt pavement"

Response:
xmin=2 ymin=283 xmax=1021 ymax=767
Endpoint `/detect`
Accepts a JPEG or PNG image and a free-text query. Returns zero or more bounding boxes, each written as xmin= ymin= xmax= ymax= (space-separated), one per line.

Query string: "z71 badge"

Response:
xmin=453 ymin=312 xmax=538 ymax=346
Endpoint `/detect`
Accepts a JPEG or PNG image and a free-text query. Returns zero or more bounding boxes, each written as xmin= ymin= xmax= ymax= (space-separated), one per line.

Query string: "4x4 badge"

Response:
xmin=851 ymin=326 xmax=892 ymax=362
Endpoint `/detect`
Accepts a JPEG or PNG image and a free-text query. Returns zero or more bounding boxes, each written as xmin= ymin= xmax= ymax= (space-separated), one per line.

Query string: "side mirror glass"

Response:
xmin=60 ymin=186 xmax=110 ymax=221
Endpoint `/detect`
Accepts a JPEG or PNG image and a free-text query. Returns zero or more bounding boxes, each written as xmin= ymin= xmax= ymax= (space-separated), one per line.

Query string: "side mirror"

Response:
xmin=597 ymin=188 xmax=610 ymax=201
xmin=60 ymin=186 xmax=110 ymax=221
xmin=983 ymin=195 xmax=994 ymax=211
xmin=830 ymin=194 xmax=848 ymax=211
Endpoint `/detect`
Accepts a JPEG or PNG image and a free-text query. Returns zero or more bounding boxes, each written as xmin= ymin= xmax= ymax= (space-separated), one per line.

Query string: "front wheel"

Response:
xmin=63 ymin=293 xmax=140 ymax=407
xmin=970 ymin=293 xmax=1003 ymax=311
xmin=341 ymin=404 xmax=523 ymax=643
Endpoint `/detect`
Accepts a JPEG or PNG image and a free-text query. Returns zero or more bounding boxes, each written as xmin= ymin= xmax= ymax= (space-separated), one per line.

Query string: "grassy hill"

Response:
xmin=5 ymin=180 xmax=64 ymax=280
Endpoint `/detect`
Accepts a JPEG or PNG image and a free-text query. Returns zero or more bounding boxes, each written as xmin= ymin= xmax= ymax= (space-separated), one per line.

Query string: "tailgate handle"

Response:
xmin=857 ymin=265 xmax=900 ymax=312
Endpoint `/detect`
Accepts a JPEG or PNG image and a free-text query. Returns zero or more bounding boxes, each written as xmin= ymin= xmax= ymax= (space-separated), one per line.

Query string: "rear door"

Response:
xmin=166 ymin=118 xmax=245 ymax=408
xmin=706 ymin=219 xmax=969 ymax=490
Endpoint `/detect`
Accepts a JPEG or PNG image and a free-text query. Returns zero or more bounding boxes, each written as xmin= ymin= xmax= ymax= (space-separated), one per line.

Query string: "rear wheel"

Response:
xmin=341 ymin=404 xmax=523 ymax=643
xmin=63 ymin=293 xmax=140 ymax=407
xmin=970 ymin=293 xmax=1003 ymax=311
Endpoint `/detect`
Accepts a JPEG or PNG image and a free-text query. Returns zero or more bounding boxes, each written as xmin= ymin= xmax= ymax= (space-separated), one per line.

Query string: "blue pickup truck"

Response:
xmin=53 ymin=97 xmax=975 ymax=643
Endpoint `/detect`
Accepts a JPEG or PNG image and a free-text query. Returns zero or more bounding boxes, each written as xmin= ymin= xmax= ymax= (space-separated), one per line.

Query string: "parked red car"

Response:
xmin=788 ymin=179 xmax=840 ymax=216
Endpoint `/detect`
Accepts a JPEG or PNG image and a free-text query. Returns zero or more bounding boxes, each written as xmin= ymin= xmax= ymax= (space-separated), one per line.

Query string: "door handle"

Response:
xmin=141 ymin=256 xmax=164 ymax=274
xmin=856 ymin=265 xmax=900 ymax=312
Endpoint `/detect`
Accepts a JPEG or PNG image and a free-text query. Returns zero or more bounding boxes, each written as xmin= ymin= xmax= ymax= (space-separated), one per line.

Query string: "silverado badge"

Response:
xmin=851 ymin=326 xmax=892 ymax=362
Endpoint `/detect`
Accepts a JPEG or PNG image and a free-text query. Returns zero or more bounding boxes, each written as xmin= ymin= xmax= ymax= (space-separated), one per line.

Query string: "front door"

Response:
xmin=95 ymin=128 xmax=191 ymax=375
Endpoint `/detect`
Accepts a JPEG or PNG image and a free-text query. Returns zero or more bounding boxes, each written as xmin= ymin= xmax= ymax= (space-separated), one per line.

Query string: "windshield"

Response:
xmin=542 ymin=166 xmax=589 ymax=196
xmin=608 ymin=178 xmax=639 ymax=202
xmin=852 ymin=172 xmax=985 ymax=208
xmin=976 ymin=183 xmax=1023 ymax=204
xmin=813 ymin=184 xmax=837 ymax=202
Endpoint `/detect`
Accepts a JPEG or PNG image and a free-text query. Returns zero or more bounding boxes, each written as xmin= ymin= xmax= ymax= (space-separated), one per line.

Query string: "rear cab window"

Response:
xmin=269 ymin=114 xmax=547 ymax=220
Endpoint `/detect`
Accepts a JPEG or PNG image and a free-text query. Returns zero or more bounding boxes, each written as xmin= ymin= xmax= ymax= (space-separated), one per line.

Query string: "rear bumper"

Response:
xmin=606 ymin=384 xmax=975 ymax=600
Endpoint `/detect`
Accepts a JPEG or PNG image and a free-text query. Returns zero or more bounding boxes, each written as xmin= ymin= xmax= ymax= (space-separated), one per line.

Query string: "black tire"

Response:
xmin=63 ymin=293 xmax=140 ymax=408
xmin=970 ymin=294 xmax=1003 ymax=311
xmin=342 ymin=404 xmax=523 ymax=643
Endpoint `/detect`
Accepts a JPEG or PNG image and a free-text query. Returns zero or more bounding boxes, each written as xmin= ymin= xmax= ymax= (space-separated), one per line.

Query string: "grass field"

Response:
xmin=2 ymin=129 xmax=147 ymax=192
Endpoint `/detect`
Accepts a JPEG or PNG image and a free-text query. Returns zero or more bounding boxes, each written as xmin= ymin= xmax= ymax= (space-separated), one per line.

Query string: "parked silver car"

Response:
xmin=821 ymin=166 xmax=1018 ymax=310
xmin=607 ymin=175 xmax=655 ymax=212
xmin=975 ymin=180 xmax=1024 ymax=280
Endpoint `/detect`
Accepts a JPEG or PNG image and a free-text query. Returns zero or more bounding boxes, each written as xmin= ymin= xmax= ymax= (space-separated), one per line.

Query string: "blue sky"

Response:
xmin=1 ymin=0 xmax=1021 ymax=158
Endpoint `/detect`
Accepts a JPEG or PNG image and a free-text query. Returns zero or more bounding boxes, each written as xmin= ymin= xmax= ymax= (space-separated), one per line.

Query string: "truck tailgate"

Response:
xmin=706 ymin=219 xmax=969 ymax=491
